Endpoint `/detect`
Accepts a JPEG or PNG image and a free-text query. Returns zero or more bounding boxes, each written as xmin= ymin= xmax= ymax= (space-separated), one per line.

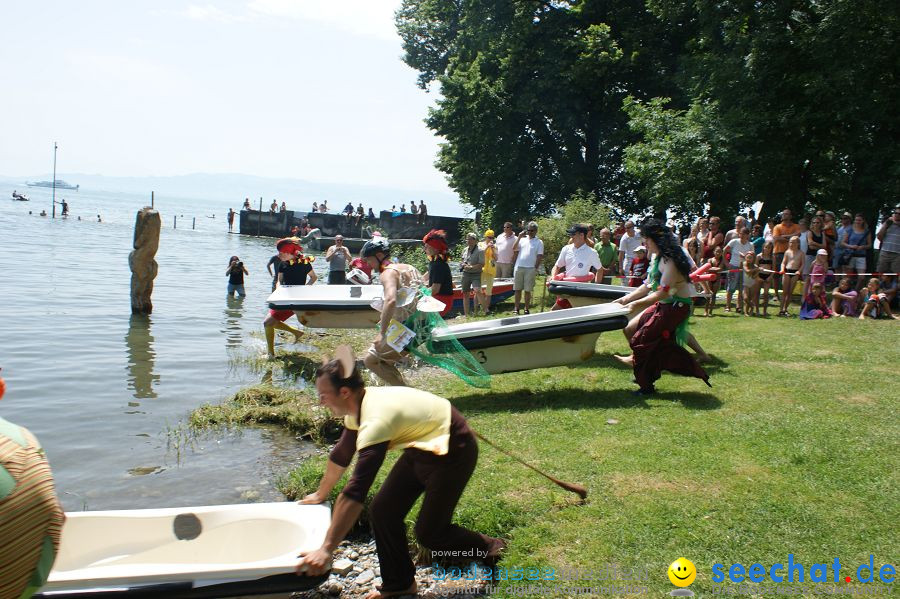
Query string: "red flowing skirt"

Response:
xmin=629 ymin=301 xmax=710 ymax=393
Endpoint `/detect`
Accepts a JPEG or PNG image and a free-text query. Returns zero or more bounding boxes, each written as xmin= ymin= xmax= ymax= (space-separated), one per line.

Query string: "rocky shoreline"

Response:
xmin=291 ymin=538 xmax=491 ymax=599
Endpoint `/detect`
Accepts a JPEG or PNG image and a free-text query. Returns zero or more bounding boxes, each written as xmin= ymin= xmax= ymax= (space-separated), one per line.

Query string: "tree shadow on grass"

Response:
xmin=451 ymin=387 xmax=722 ymax=416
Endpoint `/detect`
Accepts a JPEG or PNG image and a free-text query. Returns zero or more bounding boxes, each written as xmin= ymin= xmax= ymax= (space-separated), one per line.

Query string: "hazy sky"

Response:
xmin=1 ymin=1 xmax=451 ymax=192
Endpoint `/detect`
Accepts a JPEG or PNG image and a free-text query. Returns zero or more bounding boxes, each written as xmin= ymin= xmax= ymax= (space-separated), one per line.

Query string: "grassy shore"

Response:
xmin=191 ymin=295 xmax=898 ymax=597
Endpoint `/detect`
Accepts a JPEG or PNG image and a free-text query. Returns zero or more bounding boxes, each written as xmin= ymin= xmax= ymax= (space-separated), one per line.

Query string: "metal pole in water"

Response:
xmin=151 ymin=191 xmax=154 ymax=209
xmin=257 ymin=197 xmax=262 ymax=236
xmin=174 ymin=215 xmax=177 ymax=229
xmin=192 ymin=217 xmax=196 ymax=230
xmin=51 ymin=142 xmax=57 ymax=219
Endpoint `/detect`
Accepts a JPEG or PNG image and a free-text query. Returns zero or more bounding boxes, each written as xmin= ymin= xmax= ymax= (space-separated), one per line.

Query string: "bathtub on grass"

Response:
xmin=35 ymin=502 xmax=330 ymax=598
xmin=548 ymin=280 xmax=709 ymax=308
xmin=432 ymin=303 xmax=630 ymax=374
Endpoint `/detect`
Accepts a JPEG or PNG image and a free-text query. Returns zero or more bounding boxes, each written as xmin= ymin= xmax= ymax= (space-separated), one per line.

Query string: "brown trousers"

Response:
xmin=369 ymin=431 xmax=490 ymax=592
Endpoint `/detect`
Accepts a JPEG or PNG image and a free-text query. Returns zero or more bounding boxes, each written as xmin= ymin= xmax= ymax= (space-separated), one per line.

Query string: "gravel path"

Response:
xmin=291 ymin=538 xmax=491 ymax=598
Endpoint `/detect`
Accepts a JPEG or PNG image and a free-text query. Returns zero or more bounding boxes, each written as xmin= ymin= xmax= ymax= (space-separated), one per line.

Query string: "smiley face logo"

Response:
xmin=668 ymin=558 xmax=697 ymax=587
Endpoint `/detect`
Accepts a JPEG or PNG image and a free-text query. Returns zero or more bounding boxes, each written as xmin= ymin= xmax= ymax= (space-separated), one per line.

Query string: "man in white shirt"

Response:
xmin=512 ymin=221 xmax=543 ymax=314
xmin=550 ymin=224 xmax=602 ymax=310
xmin=618 ymin=221 xmax=642 ymax=278
xmin=724 ymin=227 xmax=754 ymax=312
xmin=724 ymin=215 xmax=747 ymax=244
xmin=494 ymin=221 xmax=517 ymax=279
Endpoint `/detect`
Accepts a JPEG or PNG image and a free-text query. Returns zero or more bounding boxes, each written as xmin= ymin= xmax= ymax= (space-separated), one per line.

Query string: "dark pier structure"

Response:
xmin=238 ymin=209 xmax=468 ymax=244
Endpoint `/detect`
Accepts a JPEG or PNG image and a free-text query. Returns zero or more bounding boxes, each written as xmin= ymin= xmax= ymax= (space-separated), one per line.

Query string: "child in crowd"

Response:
xmin=859 ymin=278 xmax=898 ymax=320
xmin=804 ymin=248 xmax=830 ymax=297
xmin=686 ymin=237 xmax=704 ymax=316
xmin=686 ymin=237 xmax=703 ymax=268
xmin=878 ymin=273 xmax=898 ymax=309
xmin=830 ymin=277 xmax=858 ymax=317
xmin=756 ymin=240 xmax=776 ymax=317
xmin=763 ymin=217 xmax=777 ymax=240
xmin=750 ymin=223 xmax=765 ymax=254
xmin=779 ymin=236 xmax=805 ymax=317
xmin=703 ymin=246 xmax=725 ymax=317
xmin=724 ymin=227 xmax=754 ymax=313
xmin=800 ymin=282 xmax=831 ymax=319
xmin=742 ymin=251 xmax=760 ymax=316
xmin=628 ymin=246 xmax=649 ymax=287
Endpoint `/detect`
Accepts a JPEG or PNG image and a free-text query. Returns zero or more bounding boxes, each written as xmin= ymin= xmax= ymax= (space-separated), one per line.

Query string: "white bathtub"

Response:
xmin=432 ymin=303 xmax=630 ymax=374
xmin=37 ymin=502 xmax=330 ymax=598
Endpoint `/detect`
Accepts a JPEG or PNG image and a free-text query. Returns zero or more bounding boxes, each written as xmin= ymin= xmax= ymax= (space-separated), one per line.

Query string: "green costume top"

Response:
xmin=647 ymin=256 xmax=691 ymax=347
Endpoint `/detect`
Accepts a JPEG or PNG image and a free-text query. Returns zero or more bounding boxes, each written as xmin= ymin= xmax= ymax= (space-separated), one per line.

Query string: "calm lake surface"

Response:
xmin=0 ymin=183 xmax=332 ymax=510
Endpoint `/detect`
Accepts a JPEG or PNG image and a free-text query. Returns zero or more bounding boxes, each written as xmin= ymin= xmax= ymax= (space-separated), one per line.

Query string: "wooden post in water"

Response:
xmin=192 ymin=217 xmax=196 ymax=230
xmin=151 ymin=191 xmax=154 ymax=209
xmin=130 ymin=207 xmax=161 ymax=314
xmin=173 ymin=215 xmax=177 ymax=229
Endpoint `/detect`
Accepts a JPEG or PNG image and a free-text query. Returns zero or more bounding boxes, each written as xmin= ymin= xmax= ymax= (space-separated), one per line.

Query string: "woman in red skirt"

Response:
xmin=613 ymin=219 xmax=711 ymax=395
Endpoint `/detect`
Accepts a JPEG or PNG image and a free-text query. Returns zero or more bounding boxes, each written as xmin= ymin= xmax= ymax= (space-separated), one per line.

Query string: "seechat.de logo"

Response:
xmin=711 ymin=555 xmax=895 ymax=584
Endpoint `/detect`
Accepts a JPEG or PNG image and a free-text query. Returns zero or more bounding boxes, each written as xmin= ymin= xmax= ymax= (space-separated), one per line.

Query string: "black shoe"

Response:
xmin=524 ymin=309 xmax=530 ymax=315
xmin=632 ymin=387 xmax=655 ymax=397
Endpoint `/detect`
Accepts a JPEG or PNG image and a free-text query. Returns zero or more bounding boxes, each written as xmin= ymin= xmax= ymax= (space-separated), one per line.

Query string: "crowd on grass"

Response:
xmin=487 ymin=206 xmax=900 ymax=321
xmin=674 ymin=207 xmax=900 ymax=320
xmin=226 ymin=204 xmax=900 ymax=323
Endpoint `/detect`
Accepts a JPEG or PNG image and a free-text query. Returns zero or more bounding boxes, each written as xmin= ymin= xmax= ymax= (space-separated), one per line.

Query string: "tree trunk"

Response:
xmin=130 ymin=207 xmax=161 ymax=314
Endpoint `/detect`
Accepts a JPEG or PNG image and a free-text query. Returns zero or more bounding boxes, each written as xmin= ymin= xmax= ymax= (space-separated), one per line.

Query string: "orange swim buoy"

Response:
xmin=552 ymin=273 xmax=594 ymax=282
xmin=0 ymin=375 xmax=5 ymax=401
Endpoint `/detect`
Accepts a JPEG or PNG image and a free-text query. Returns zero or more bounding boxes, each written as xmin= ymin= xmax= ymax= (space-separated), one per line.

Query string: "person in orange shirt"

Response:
xmin=771 ymin=208 xmax=800 ymax=303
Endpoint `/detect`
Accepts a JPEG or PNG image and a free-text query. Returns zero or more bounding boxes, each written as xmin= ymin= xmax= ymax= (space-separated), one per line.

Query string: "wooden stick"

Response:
xmin=472 ymin=429 xmax=587 ymax=499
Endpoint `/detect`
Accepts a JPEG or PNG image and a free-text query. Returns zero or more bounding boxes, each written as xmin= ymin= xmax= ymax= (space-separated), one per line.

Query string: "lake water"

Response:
xmin=0 ymin=182 xmax=333 ymax=511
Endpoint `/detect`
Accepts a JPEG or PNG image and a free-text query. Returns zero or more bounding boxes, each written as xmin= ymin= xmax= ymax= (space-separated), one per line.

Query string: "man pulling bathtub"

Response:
xmin=295 ymin=349 xmax=505 ymax=599
xmin=550 ymin=223 xmax=603 ymax=310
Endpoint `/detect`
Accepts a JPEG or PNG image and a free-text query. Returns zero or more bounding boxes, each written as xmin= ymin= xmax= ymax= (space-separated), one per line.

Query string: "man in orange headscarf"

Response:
xmin=263 ymin=238 xmax=317 ymax=357
xmin=422 ymin=230 xmax=454 ymax=317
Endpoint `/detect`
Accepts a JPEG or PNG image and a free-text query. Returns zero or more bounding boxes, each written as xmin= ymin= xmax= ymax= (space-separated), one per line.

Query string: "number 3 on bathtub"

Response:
xmin=475 ymin=350 xmax=487 ymax=364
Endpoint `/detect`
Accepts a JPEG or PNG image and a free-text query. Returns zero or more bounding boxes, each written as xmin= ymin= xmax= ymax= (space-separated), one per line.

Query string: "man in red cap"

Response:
xmin=263 ymin=238 xmax=317 ymax=357
xmin=422 ymin=229 xmax=454 ymax=317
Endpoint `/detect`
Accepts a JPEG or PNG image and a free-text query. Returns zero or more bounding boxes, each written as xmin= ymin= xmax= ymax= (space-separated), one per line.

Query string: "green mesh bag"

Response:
xmin=401 ymin=288 xmax=491 ymax=389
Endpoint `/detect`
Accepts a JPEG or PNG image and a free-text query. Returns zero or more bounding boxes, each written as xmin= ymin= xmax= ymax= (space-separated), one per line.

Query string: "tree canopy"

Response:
xmin=397 ymin=0 xmax=899 ymax=224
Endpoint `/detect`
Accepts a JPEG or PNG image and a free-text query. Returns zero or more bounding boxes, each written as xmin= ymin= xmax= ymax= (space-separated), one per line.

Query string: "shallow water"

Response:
xmin=0 ymin=183 xmax=331 ymax=511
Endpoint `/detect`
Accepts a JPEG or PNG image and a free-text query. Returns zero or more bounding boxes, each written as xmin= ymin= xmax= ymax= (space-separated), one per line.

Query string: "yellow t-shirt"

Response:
xmin=343 ymin=387 xmax=451 ymax=455
xmin=479 ymin=241 xmax=497 ymax=277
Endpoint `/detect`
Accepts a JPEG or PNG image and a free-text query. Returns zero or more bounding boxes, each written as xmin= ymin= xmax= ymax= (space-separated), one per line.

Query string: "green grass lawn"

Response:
xmin=193 ymin=297 xmax=899 ymax=597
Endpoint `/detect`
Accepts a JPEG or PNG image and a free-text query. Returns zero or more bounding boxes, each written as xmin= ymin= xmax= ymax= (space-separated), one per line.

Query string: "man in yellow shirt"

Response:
xmin=296 ymin=357 xmax=505 ymax=598
xmin=478 ymin=229 xmax=497 ymax=314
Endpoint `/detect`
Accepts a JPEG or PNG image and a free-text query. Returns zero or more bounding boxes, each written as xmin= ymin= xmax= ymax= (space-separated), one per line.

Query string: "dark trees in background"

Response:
xmin=397 ymin=0 xmax=898 ymax=225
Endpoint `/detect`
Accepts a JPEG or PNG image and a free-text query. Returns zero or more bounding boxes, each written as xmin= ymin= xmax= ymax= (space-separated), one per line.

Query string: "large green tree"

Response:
xmin=398 ymin=0 xmax=899 ymax=223
xmin=633 ymin=0 xmax=899 ymax=221
xmin=397 ymin=0 xmax=681 ymax=221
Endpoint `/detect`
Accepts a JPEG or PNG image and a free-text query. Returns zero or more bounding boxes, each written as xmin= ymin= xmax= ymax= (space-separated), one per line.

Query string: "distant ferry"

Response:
xmin=26 ymin=179 xmax=79 ymax=191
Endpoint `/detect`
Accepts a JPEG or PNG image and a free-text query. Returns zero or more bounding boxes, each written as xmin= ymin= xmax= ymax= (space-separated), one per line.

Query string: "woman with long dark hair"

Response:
xmin=613 ymin=219 xmax=710 ymax=395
